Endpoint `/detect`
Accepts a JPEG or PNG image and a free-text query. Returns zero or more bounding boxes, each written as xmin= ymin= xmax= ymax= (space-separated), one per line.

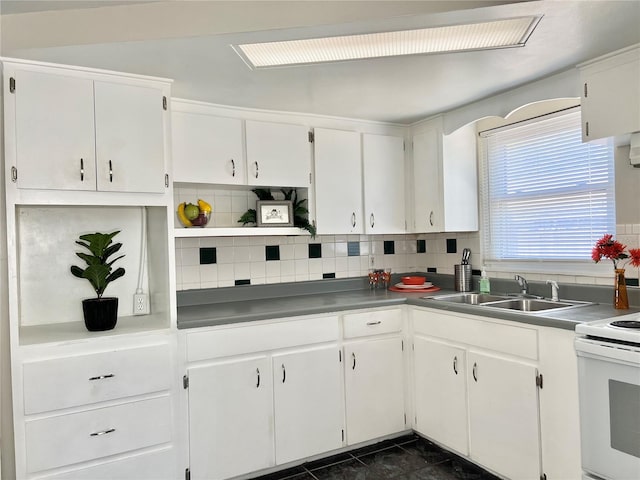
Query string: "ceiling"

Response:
xmin=1 ymin=1 xmax=639 ymax=124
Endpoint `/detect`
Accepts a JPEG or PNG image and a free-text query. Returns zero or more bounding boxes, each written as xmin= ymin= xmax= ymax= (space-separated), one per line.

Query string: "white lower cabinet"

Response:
xmin=273 ymin=346 xmax=344 ymax=464
xmin=467 ymin=351 xmax=541 ymax=480
xmin=342 ymin=307 xmax=406 ymax=445
xmin=412 ymin=307 xmax=542 ymax=480
xmin=344 ymin=337 xmax=406 ymax=445
xmin=184 ymin=315 xmax=343 ymax=480
xmin=413 ymin=337 xmax=468 ymax=456
xmin=14 ymin=335 xmax=178 ymax=480
xmin=187 ymin=356 xmax=273 ymax=480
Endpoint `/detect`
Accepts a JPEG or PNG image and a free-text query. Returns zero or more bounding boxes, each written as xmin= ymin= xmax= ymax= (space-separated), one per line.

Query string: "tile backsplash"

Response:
xmin=175 ymin=231 xmax=481 ymax=291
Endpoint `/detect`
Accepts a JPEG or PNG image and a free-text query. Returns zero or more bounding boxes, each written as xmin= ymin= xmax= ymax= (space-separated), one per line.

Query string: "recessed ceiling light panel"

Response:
xmin=234 ymin=16 xmax=542 ymax=68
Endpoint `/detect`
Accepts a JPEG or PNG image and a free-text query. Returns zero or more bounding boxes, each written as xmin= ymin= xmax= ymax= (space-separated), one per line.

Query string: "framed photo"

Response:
xmin=256 ymin=200 xmax=294 ymax=227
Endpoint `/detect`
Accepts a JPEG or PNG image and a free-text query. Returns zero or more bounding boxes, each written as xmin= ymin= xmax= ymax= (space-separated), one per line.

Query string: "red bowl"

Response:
xmin=401 ymin=276 xmax=426 ymax=285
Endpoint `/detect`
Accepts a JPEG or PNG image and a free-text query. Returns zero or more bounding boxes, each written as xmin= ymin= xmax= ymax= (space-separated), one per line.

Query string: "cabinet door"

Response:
xmin=412 ymin=128 xmax=443 ymax=232
xmin=344 ymin=337 xmax=405 ymax=445
xmin=246 ymin=120 xmax=311 ymax=187
xmin=313 ymin=128 xmax=363 ymax=234
xmin=273 ymin=345 xmax=344 ymax=464
xmin=581 ymin=48 xmax=640 ymax=141
xmin=362 ymin=133 xmax=406 ymax=233
xmin=187 ymin=357 xmax=273 ymax=480
xmin=94 ymin=81 xmax=166 ymax=193
xmin=413 ymin=336 xmax=468 ymax=456
xmin=172 ymin=111 xmax=244 ymax=184
xmin=13 ymin=69 xmax=97 ymax=191
xmin=468 ymin=351 xmax=541 ymax=480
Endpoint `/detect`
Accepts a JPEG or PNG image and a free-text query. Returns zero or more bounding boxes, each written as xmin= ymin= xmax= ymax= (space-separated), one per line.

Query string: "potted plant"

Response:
xmin=70 ymin=231 xmax=126 ymax=331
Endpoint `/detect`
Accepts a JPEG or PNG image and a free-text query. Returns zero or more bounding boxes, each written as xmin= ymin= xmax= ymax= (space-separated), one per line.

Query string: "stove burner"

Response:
xmin=610 ymin=320 xmax=640 ymax=329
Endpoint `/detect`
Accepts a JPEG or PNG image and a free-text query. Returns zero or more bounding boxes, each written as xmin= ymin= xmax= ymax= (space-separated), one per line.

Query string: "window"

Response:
xmin=480 ymin=108 xmax=614 ymax=264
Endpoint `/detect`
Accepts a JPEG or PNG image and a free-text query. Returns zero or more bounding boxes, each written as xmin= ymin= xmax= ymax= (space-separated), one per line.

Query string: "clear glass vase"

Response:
xmin=614 ymin=268 xmax=629 ymax=310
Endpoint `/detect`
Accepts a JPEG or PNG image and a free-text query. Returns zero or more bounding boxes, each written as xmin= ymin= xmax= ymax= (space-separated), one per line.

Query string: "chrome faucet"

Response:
xmin=546 ymin=280 xmax=559 ymax=301
xmin=514 ymin=274 xmax=528 ymax=295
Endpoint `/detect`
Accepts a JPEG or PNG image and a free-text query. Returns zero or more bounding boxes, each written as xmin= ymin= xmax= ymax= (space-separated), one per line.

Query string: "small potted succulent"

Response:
xmin=70 ymin=231 xmax=126 ymax=331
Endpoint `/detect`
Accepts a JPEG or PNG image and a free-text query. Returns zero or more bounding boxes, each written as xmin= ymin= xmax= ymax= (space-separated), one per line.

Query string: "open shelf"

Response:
xmin=174 ymin=227 xmax=310 ymax=237
xmin=19 ymin=313 xmax=171 ymax=346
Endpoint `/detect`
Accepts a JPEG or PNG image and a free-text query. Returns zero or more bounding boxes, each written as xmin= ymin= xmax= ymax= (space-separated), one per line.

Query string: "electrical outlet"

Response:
xmin=133 ymin=293 xmax=150 ymax=315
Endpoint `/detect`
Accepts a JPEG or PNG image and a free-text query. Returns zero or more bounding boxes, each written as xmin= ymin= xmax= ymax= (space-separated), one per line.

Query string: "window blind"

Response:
xmin=481 ymin=110 xmax=614 ymax=261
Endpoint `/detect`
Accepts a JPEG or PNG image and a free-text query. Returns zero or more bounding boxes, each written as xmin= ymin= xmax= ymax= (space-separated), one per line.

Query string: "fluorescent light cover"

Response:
xmin=235 ymin=16 xmax=541 ymax=68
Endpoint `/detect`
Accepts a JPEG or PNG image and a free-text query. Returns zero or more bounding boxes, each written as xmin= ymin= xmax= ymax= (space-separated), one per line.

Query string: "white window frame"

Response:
xmin=479 ymin=107 xmax=616 ymax=278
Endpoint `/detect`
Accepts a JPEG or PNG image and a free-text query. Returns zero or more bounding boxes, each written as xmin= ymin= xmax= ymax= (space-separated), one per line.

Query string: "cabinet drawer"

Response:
xmin=187 ymin=315 xmax=339 ymax=362
xmin=23 ymin=343 xmax=171 ymax=414
xmin=343 ymin=309 xmax=403 ymax=338
xmin=38 ymin=447 xmax=175 ymax=479
xmin=25 ymin=396 xmax=172 ymax=473
xmin=412 ymin=308 xmax=538 ymax=360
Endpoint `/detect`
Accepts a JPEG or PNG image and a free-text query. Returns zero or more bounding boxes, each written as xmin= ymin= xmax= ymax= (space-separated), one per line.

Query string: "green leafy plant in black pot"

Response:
xmin=238 ymin=188 xmax=316 ymax=237
xmin=70 ymin=231 xmax=126 ymax=331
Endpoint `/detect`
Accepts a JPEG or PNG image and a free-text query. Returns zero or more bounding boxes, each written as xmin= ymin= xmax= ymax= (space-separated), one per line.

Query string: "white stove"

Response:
xmin=575 ymin=313 xmax=640 ymax=480
xmin=576 ymin=314 xmax=640 ymax=346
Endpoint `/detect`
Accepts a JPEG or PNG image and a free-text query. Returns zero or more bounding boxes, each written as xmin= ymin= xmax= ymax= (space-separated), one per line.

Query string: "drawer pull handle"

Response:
xmin=366 ymin=320 xmax=381 ymax=326
xmin=89 ymin=374 xmax=115 ymax=381
xmin=281 ymin=364 xmax=286 ymax=383
xmin=472 ymin=362 xmax=478 ymax=382
xmin=256 ymin=368 xmax=260 ymax=388
xmin=352 ymin=352 xmax=357 ymax=370
xmin=453 ymin=356 xmax=458 ymax=375
xmin=90 ymin=428 xmax=115 ymax=437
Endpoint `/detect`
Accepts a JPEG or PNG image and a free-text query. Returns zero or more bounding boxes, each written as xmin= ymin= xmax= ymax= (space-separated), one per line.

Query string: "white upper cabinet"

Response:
xmin=13 ymin=69 xmax=97 ymax=191
xmin=412 ymin=127 xmax=442 ymax=233
xmin=579 ymin=44 xmax=640 ymax=142
xmin=313 ymin=128 xmax=363 ymax=234
xmin=172 ymin=110 xmax=244 ymax=185
xmin=362 ymin=133 xmax=406 ymax=233
xmin=7 ymin=63 xmax=168 ymax=194
xmin=245 ymin=120 xmax=311 ymax=188
xmin=94 ymin=81 xmax=166 ymax=193
xmin=411 ymin=117 xmax=478 ymax=233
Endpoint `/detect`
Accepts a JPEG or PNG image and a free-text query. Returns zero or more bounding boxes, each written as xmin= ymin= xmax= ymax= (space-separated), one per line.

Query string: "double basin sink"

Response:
xmin=426 ymin=292 xmax=593 ymax=314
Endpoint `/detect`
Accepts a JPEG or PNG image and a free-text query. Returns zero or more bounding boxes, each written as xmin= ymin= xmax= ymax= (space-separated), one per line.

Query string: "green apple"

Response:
xmin=184 ymin=203 xmax=200 ymax=221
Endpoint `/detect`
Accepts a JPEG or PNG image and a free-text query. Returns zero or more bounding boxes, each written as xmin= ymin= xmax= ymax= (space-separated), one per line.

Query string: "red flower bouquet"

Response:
xmin=592 ymin=234 xmax=640 ymax=269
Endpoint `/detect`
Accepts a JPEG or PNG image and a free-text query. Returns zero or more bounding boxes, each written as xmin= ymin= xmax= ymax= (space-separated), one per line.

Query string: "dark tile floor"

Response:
xmin=251 ymin=434 xmax=502 ymax=480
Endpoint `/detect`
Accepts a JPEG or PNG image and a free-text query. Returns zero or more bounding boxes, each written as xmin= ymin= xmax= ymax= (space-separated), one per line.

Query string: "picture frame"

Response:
xmin=256 ymin=200 xmax=294 ymax=227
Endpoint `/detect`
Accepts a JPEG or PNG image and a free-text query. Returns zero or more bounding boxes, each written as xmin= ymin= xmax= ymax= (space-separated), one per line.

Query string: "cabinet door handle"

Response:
xmin=453 ymin=356 xmax=458 ymax=375
xmin=80 ymin=158 xmax=84 ymax=181
xmin=352 ymin=352 xmax=356 ymax=370
xmin=254 ymin=161 xmax=259 ymax=179
xmin=370 ymin=213 xmax=375 ymax=228
xmin=109 ymin=160 xmax=113 ymax=182
xmin=366 ymin=320 xmax=381 ymax=326
xmin=256 ymin=368 xmax=260 ymax=388
xmin=429 ymin=211 xmax=434 ymax=226
xmin=90 ymin=428 xmax=115 ymax=437
xmin=583 ymin=82 xmax=588 ymax=97
xmin=351 ymin=212 xmax=356 ymax=228
xmin=472 ymin=362 xmax=478 ymax=382
xmin=281 ymin=364 xmax=286 ymax=383
xmin=585 ymin=121 xmax=589 ymax=137
xmin=89 ymin=373 xmax=115 ymax=381
xmin=231 ymin=158 xmax=236 ymax=177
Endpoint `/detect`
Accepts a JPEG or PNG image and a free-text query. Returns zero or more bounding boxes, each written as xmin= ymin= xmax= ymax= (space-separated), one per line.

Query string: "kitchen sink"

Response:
xmin=426 ymin=292 xmax=594 ymax=314
xmin=482 ymin=298 xmax=582 ymax=312
xmin=427 ymin=293 xmax=511 ymax=305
